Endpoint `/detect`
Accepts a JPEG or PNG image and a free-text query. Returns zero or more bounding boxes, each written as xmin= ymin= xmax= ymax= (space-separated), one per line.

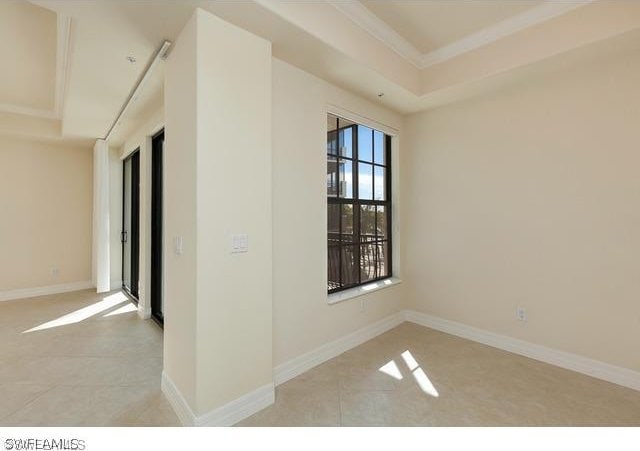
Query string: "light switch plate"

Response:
xmin=231 ymin=234 xmax=249 ymax=253
xmin=174 ymin=236 xmax=183 ymax=255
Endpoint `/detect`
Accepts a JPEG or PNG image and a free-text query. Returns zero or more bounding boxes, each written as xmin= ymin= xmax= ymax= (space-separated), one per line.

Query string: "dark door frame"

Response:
xmin=122 ymin=149 xmax=140 ymax=302
xmin=151 ymin=130 xmax=164 ymax=325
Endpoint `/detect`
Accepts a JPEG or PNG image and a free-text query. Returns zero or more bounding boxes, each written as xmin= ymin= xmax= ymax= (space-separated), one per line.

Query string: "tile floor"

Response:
xmin=240 ymin=322 xmax=640 ymax=426
xmin=0 ymin=289 xmax=179 ymax=426
xmin=2 ymin=289 xmax=640 ymax=426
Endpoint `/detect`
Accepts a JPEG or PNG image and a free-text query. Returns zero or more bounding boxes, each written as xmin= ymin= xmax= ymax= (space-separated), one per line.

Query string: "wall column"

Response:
xmin=163 ymin=7 xmax=273 ymax=425
xmin=92 ymin=139 xmax=110 ymax=293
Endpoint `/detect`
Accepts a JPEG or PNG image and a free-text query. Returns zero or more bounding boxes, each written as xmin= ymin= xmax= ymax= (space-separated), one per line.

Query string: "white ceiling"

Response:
xmin=1 ymin=0 xmax=638 ymax=146
xmin=0 ymin=1 xmax=66 ymax=117
xmin=327 ymin=0 xmax=598 ymax=68
xmin=361 ymin=0 xmax=542 ymax=54
xmin=32 ymin=0 xmax=193 ymax=143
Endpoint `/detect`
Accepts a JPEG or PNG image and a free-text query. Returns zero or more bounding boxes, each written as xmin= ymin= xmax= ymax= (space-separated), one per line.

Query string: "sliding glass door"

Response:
xmin=122 ymin=149 xmax=140 ymax=300
xmin=151 ymin=131 xmax=164 ymax=324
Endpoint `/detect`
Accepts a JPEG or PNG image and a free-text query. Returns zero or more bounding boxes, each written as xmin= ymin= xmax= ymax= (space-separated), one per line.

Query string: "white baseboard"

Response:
xmin=162 ymin=310 xmax=640 ymax=427
xmin=161 ymin=371 xmax=275 ymax=426
xmin=274 ymin=312 xmax=404 ymax=386
xmin=403 ymin=310 xmax=640 ymax=392
xmin=161 ymin=371 xmax=195 ymax=426
xmin=0 ymin=280 xmax=94 ymax=302
xmin=161 ymin=313 xmax=402 ymax=426
xmin=161 ymin=313 xmax=402 ymax=425
xmin=196 ymin=382 xmax=275 ymax=427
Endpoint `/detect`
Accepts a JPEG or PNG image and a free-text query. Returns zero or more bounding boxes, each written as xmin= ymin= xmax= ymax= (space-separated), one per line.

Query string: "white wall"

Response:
xmin=0 ymin=136 xmax=93 ymax=293
xmin=403 ymin=47 xmax=640 ymax=372
xmin=164 ymin=8 xmax=273 ymax=417
xmin=195 ymin=9 xmax=273 ymax=414
xmin=164 ymin=9 xmax=198 ymax=411
xmin=108 ymin=146 xmax=122 ymax=290
xmin=271 ymin=58 xmax=405 ymax=367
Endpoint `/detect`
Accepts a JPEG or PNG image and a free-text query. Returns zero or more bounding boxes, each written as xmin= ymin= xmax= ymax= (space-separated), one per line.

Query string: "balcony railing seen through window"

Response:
xmin=327 ymin=114 xmax=392 ymax=293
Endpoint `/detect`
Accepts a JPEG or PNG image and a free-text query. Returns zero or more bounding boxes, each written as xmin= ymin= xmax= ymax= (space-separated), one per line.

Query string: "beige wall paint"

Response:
xmin=164 ymin=9 xmax=199 ymax=411
xmin=0 ymin=136 xmax=92 ymax=291
xmin=403 ymin=48 xmax=640 ymax=372
xmin=165 ymin=8 xmax=273 ymax=417
xmin=272 ymin=58 xmax=405 ymax=366
xmin=194 ymin=8 xmax=273 ymax=415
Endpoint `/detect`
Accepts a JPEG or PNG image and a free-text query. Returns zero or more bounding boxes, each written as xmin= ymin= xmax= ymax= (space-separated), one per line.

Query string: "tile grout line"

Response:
xmin=0 ymin=290 xmax=168 ymax=426
xmin=129 ymin=394 xmax=164 ymax=426
xmin=0 ymin=384 xmax=59 ymax=424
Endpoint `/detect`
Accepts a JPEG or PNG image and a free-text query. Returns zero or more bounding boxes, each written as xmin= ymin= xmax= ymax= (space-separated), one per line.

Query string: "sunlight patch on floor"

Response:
xmin=412 ymin=367 xmax=439 ymax=397
xmin=23 ymin=292 xmax=129 ymax=333
xmin=103 ymin=302 xmax=137 ymax=317
xmin=379 ymin=349 xmax=439 ymax=397
xmin=401 ymin=350 xmax=419 ymax=371
xmin=379 ymin=360 xmax=403 ymax=380
xmin=403 ymin=350 xmax=439 ymax=397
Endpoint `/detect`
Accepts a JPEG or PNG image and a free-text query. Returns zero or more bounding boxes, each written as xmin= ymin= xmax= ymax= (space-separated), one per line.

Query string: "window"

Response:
xmin=327 ymin=113 xmax=392 ymax=293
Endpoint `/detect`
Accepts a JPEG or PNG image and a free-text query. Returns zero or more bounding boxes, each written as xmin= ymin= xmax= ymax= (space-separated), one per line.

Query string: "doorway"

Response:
xmin=151 ymin=130 xmax=164 ymax=324
xmin=122 ymin=149 xmax=140 ymax=301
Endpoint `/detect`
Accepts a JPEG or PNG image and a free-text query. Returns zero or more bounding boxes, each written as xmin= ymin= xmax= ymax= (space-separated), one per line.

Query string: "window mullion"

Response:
xmin=386 ymin=135 xmax=392 ymax=278
xmin=336 ymin=117 xmax=343 ymax=288
xmin=370 ymin=129 xmax=377 ymax=280
xmin=353 ymin=124 xmax=361 ymax=285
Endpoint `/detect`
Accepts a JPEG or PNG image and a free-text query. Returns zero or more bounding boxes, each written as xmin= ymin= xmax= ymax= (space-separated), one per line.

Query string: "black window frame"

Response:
xmin=327 ymin=114 xmax=393 ymax=294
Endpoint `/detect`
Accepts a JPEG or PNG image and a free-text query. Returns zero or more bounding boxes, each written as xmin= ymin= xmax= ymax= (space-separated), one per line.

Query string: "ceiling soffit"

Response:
xmin=326 ymin=0 xmax=595 ymax=68
xmin=0 ymin=4 xmax=72 ymax=121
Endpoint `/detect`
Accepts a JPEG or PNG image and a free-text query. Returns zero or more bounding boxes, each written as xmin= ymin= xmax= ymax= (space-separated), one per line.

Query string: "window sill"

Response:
xmin=327 ymin=277 xmax=402 ymax=305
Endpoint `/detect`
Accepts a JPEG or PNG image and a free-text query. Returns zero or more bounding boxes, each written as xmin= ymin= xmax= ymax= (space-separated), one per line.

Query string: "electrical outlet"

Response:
xmin=51 ymin=267 xmax=59 ymax=278
xmin=360 ymin=298 xmax=365 ymax=312
xmin=516 ymin=307 xmax=527 ymax=322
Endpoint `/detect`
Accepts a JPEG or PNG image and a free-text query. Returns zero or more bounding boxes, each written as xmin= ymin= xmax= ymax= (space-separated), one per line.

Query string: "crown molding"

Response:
xmin=0 ymin=14 xmax=72 ymax=120
xmin=326 ymin=0 xmax=423 ymax=67
xmin=418 ymin=0 xmax=596 ymax=68
xmin=54 ymin=15 xmax=72 ymax=118
xmin=327 ymin=0 xmax=595 ymax=69
xmin=0 ymin=103 xmax=58 ymax=119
